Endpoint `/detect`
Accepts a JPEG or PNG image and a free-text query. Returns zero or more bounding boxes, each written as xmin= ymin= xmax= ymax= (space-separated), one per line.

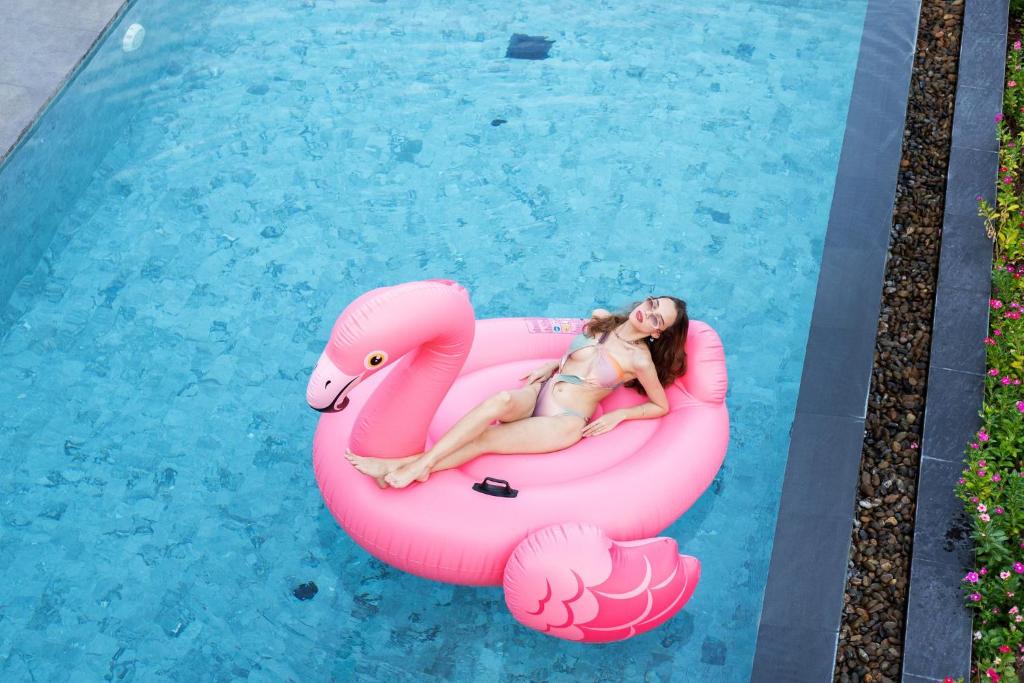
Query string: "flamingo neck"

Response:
xmin=350 ymin=322 xmax=474 ymax=458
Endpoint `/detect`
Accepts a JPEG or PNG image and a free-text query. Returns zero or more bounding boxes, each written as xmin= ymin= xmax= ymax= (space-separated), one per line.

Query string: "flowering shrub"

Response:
xmin=954 ymin=31 xmax=1024 ymax=683
xmin=979 ymin=41 xmax=1024 ymax=264
xmin=955 ymin=264 xmax=1024 ymax=682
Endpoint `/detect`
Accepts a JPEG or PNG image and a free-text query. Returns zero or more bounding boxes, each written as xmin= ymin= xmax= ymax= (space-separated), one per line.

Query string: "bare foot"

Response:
xmin=383 ymin=460 xmax=432 ymax=489
xmin=345 ymin=450 xmax=416 ymax=478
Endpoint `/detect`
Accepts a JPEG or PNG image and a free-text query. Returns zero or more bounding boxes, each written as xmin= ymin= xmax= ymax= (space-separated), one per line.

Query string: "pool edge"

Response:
xmin=0 ymin=0 xmax=134 ymax=168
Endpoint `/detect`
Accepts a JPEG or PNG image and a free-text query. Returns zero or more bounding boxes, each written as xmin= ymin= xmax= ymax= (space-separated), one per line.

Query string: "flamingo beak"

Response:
xmin=306 ymin=352 xmax=363 ymax=413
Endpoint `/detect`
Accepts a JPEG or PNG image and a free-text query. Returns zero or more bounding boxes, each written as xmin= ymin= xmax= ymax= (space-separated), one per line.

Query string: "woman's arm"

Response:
xmin=521 ymin=359 xmax=561 ymax=384
xmin=616 ymin=357 xmax=669 ymax=420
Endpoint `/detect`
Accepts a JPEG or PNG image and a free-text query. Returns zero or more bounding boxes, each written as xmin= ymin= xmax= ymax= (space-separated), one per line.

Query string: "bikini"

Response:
xmin=531 ymin=331 xmax=628 ymax=422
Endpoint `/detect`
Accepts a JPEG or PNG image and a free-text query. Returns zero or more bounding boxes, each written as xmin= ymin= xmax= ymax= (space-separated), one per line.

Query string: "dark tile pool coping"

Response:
xmin=901 ymin=1 xmax=1006 ymax=680
xmin=753 ymin=0 xmax=1008 ymax=680
xmin=0 ymin=0 xmax=129 ymax=163
xmin=751 ymin=0 xmax=923 ymax=680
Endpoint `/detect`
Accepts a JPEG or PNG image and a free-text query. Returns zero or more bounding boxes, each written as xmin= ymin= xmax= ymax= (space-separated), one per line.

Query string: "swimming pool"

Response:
xmin=0 ymin=0 xmax=868 ymax=679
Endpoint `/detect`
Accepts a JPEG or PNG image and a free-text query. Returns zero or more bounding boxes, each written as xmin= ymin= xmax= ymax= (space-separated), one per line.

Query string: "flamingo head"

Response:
xmin=306 ymin=280 xmax=468 ymax=412
xmin=306 ymin=349 xmax=380 ymax=413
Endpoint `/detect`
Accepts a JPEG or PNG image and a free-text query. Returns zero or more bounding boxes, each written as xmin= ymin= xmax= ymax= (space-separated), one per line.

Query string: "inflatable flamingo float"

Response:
xmin=306 ymin=279 xmax=729 ymax=642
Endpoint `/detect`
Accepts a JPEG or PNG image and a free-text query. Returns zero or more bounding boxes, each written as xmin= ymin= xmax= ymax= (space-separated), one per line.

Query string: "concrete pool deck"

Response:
xmin=0 ymin=0 xmax=128 ymax=163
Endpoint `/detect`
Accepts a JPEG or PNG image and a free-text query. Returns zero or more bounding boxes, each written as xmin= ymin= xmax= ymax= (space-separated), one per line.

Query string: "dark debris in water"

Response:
xmin=506 ymin=34 xmax=554 ymax=60
xmin=491 ymin=118 xmax=507 ymax=127
xmin=261 ymin=225 xmax=284 ymax=239
xmin=292 ymin=581 xmax=318 ymax=601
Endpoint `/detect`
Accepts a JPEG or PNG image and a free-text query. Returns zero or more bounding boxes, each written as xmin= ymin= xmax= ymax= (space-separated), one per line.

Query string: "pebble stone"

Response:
xmin=833 ymin=1 xmax=967 ymax=681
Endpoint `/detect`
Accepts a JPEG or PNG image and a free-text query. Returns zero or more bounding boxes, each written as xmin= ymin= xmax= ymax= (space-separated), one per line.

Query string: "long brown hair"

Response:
xmin=584 ymin=296 xmax=689 ymax=396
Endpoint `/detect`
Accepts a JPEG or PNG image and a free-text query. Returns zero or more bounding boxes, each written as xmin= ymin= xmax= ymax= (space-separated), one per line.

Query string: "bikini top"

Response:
xmin=555 ymin=332 xmax=629 ymax=390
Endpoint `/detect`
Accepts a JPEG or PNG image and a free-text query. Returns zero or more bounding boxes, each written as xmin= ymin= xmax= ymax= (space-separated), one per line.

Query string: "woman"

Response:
xmin=346 ymin=295 xmax=689 ymax=489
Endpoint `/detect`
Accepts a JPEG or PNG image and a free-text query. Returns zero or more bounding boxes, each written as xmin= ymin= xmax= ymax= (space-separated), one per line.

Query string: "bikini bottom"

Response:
xmin=531 ymin=377 xmax=590 ymax=423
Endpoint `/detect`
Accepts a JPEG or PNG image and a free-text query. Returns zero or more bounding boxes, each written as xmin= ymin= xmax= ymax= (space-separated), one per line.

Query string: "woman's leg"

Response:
xmin=346 ymin=384 xmax=541 ymax=480
xmin=417 ymin=385 xmax=541 ymax=464
xmin=384 ymin=414 xmax=584 ymax=488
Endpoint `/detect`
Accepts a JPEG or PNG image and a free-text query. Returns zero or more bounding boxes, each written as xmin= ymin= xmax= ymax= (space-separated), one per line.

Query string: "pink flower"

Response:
xmin=1002 ymin=376 xmax=1012 ymax=385
xmin=979 ymin=469 xmax=987 ymax=476
xmin=994 ymin=474 xmax=1002 ymax=482
xmin=979 ymin=430 xmax=990 ymax=442
xmin=959 ymin=477 xmax=966 ymax=484
xmin=1011 ymin=81 xmax=1019 ymax=88
xmin=972 ymin=496 xmax=980 ymax=503
xmin=1015 ymin=562 xmax=1024 ymax=573
xmin=980 ymin=460 xmax=987 ymax=467
xmin=992 ymin=299 xmax=1005 ymax=309
xmin=966 ymin=571 xmax=980 ymax=583
xmin=971 ymin=592 xmax=982 ymax=601
xmin=1015 ymin=39 xmax=1022 ymax=50
xmin=1007 ymin=310 xmax=1022 ymax=319
xmin=987 ymin=667 xmax=1001 ymax=682
xmin=1011 ymin=605 xmax=1019 ymax=613
xmin=996 ymin=329 xmax=1004 ymax=336
xmin=1006 ymin=176 xmax=1014 ymax=184
xmin=997 ymin=507 xmax=1005 ymax=514
xmin=972 ymin=443 xmax=981 ymax=449
xmin=1016 ymin=400 xmax=1024 ymax=413
xmin=979 ymin=503 xmax=988 ymax=513
xmin=1001 ymin=571 xmax=1011 ymax=580
xmin=985 ymin=337 xmax=997 ymax=345
xmin=982 ymin=567 xmax=989 ymax=575
xmin=997 ymin=113 xmax=1006 ymax=122
xmin=982 ymin=513 xmax=992 ymax=522
xmin=910 ymin=442 xmax=919 ymax=449
xmin=990 ymin=368 xmax=1000 ymax=376
xmin=1018 ymin=614 xmax=1023 ymax=622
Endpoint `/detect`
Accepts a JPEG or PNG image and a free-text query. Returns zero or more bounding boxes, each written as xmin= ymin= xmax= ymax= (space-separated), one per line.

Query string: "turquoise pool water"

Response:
xmin=0 ymin=0 xmax=868 ymax=679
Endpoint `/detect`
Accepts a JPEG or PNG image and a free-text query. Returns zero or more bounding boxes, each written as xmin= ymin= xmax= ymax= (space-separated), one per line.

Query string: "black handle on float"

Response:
xmin=472 ymin=476 xmax=518 ymax=498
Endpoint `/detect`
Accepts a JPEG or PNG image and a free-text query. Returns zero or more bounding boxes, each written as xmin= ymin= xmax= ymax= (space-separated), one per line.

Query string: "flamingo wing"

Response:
xmin=503 ymin=523 xmax=701 ymax=643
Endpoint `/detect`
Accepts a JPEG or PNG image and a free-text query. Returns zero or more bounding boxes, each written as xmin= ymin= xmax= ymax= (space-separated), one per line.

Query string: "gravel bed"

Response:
xmin=833 ymin=1 xmax=966 ymax=681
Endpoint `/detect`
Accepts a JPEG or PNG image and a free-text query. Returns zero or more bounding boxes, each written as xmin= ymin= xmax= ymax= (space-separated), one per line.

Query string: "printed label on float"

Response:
xmin=524 ymin=318 xmax=586 ymax=334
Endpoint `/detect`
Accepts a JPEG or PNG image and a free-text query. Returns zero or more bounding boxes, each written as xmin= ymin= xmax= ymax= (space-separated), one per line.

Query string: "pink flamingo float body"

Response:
xmin=306 ymin=279 xmax=729 ymax=642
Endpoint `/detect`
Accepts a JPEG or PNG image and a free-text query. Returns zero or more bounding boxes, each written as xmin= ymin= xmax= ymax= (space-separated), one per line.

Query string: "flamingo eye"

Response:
xmin=363 ymin=350 xmax=388 ymax=369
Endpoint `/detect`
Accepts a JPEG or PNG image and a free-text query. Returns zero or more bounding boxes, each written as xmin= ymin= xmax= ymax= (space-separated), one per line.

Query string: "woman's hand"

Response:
xmin=581 ymin=411 xmax=625 ymax=437
xmin=520 ymin=362 xmax=557 ymax=385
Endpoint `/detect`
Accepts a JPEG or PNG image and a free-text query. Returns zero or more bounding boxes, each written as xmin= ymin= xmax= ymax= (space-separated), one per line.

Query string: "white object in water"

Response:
xmin=122 ymin=23 xmax=145 ymax=52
